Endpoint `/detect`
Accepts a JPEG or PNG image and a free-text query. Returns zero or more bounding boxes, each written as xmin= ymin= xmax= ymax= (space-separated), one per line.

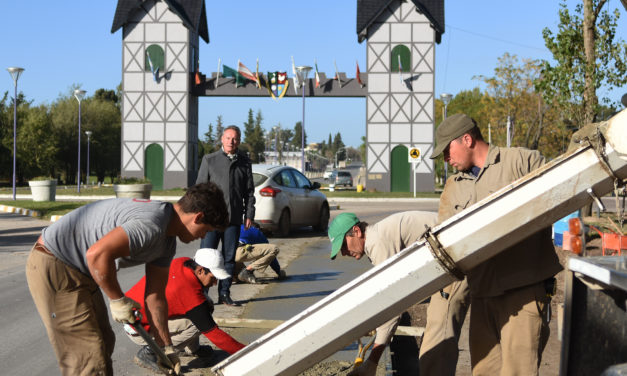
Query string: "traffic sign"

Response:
xmin=408 ymin=147 xmax=421 ymax=163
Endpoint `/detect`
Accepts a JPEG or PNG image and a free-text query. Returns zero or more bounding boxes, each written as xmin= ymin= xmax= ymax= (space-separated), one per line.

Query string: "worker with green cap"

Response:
xmin=424 ymin=112 xmax=561 ymax=375
xmin=328 ymin=211 xmax=437 ymax=376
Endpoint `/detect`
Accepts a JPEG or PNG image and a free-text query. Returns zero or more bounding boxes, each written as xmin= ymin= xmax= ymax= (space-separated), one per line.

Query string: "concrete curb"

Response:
xmin=0 ymin=204 xmax=42 ymax=218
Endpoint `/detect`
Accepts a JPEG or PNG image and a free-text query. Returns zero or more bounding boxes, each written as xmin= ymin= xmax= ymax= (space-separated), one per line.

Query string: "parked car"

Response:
xmin=252 ymin=164 xmax=330 ymax=237
xmin=323 ymin=168 xmax=336 ymax=180
xmin=334 ymin=170 xmax=353 ymax=187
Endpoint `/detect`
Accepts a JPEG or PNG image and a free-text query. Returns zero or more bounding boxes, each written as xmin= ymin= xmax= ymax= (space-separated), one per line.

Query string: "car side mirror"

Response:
xmin=311 ymin=181 xmax=321 ymax=190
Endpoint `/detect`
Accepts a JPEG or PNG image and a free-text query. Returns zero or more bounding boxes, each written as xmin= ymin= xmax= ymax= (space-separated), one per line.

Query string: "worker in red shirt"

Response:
xmin=125 ymin=248 xmax=246 ymax=372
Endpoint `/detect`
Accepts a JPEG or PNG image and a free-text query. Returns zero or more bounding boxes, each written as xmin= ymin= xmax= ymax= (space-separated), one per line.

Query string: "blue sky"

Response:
xmin=1 ymin=1 xmax=625 ymax=148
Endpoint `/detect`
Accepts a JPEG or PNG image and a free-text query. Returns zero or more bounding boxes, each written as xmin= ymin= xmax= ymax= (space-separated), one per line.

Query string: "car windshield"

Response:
xmin=253 ymin=173 xmax=268 ymax=187
xmin=338 ymin=171 xmax=351 ymax=177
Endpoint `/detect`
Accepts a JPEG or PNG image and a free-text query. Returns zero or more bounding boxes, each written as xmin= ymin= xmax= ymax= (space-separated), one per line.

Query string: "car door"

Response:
xmin=289 ymin=169 xmax=318 ymax=226
xmin=273 ymin=169 xmax=304 ymax=224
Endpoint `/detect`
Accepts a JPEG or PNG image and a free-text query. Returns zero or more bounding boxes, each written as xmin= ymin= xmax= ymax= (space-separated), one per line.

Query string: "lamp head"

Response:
xmin=296 ymin=65 xmax=312 ymax=85
xmin=440 ymin=93 xmax=452 ymax=106
xmin=74 ymin=89 xmax=87 ymax=102
xmin=7 ymin=67 xmax=25 ymax=85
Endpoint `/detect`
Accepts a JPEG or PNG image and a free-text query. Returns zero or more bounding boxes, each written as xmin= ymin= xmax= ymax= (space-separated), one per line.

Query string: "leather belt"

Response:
xmin=34 ymin=242 xmax=54 ymax=256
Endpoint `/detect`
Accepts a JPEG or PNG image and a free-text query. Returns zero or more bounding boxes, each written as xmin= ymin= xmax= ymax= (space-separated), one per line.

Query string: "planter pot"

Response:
xmin=113 ymin=184 xmax=152 ymax=199
xmin=29 ymin=180 xmax=57 ymax=202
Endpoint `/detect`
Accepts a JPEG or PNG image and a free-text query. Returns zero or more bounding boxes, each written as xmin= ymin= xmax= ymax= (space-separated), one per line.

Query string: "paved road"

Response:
xmin=0 ymin=199 xmax=437 ymax=375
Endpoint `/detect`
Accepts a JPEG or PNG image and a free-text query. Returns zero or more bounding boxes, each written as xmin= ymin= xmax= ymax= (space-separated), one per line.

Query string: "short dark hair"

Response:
xmin=178 ymin=182 xmax=229 ymax=230
xmin=224 ymin=125 xmax=241 ymax=140
xmin=346 ymin=221 xmax=368 ymax=236
xmin=454 ymin=125 xmax=484 ymax=143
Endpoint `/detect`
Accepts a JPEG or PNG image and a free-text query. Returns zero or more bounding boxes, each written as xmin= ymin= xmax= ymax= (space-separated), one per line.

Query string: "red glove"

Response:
xmin=204 ymin=326 xmax=246 ymax=354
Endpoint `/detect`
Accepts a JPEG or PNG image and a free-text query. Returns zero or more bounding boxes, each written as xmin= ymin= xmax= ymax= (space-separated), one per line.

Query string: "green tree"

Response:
xmin=539 ymin=0 xmax=627 ymax=125
xmin=215 ymin=115 xmax=224 ymax=149
xmin=290 ymin=121 xmax=306 ymax=149
xmin=244 ymin=110 xmax=265 ymax=163
xmin=243 ymin=108 xmax=255 ymax=142
xmin=199 ymin=124 xmax=216 ymax=157
xmin=18 ymin=105 xmax=58 ymax=178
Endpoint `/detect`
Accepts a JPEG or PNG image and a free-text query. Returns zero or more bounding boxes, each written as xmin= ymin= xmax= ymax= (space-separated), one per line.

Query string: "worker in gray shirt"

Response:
xmin=196 ymin=125 xmax=255 ymax=306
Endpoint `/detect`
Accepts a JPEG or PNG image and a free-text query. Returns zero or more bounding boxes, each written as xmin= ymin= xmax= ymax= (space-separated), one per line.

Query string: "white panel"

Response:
xmin=145 ymin=23 xmax=165 ymax=42
xmin=367 ymin=143 xmax=389 ymax=172
xmin=145 ymin=73 xmax=163 ymax=91
xmin=123 ymin=142 xmax=143 ymax=171
xmin=166 ymin=93 xmax=187 ymax=122
xmin=160 ymin=7 xmax=182 ymax=22
xmin=412 ymin=123 xmax=434 ymax=143
xmin=415 ymin=157 xmax=434 ymax=173
xmin=123 ymin=122 xmax=144 ymax=141
xmin=166 ymin=122 xmax=188 ymax=141
xmin=124 ymin=72 xmax=145 ymax=91
xmin=368 ymin=94 xmax=389 ymax=122
xmin=368 ymin=73 xmax=389 ymax=93
xmin=367 ymin=23 xmax=389 ymax=42
xmin=412 ymin=23 xmax=434 ymax=42
xmin=145 ymin=123 xmax=164 ymax=141
xmin=167 ymin=43 xmax=187 ymax=72
xmin=412 ymin=94 xmax=433 ymax=123
xmin=124 ymin=43 xmax=144 ymax=72
xmin=404 ymin=6 xmax=429 ymax=22
xmin=165 ymin=142 xmax=185 ymax=171
xmin=391 ymin=23 xmax=411 ymax=43
xmin=412 ymin=73 xmax=434 ymax=92
xmin=167 ymin=23 xmax=188 ymax=42
xmin=391 ymin=123 xmax=411 ymax=143
xmin=368 ymin=44 xmax=390 ymax=72
xmin=413 ymin=44 xmax=434 ymax=72
xmin=146 ymin=92 xmax=165 ymax=121
xmin=391 ymin=94 xmax=410 ymax=122
xmin=367 ymin=123 xmax=389 ymax=142
xmin=165 ymin=72 xmax=188 ymax=91
xmin=124 ymin=23 xmax=144 ymax=42
xmin=390 ymin=75 xmax=412 ymax=92
xmin=123 ymin=92 xmax=144 ymax=121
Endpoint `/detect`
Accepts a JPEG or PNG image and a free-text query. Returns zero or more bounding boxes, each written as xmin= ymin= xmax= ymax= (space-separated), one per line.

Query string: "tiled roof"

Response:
xmin=111 ymin=0 xmax=209 ymax=43
xmin=356 ymin=0 xmax=444 ymax=43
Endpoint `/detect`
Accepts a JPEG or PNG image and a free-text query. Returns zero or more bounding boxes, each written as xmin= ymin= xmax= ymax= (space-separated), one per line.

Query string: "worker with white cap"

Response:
xmin=125 ymin=248 xmax=246 ymax=373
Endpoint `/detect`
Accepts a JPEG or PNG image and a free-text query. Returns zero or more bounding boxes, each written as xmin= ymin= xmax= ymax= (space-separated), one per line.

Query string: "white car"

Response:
xmin=252 ymin=164 xmax=330 ymax=237
xmin=323 ymin=168 xmax=336 ymax=180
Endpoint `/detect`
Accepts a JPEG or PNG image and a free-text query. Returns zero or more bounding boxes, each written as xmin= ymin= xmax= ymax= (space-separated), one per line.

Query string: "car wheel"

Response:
xmin=313 ymin=204 xmax=330 ymax=232
xmin=277 ymin=209 xmax=291 ymax=237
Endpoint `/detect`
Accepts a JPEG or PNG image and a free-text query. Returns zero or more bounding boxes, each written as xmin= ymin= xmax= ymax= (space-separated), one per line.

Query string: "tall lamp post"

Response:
xmin=85 ymin=131 xmax=92 ymax=186
xmin=295 ymin=65 xmax=312 ymax=173
xmin=74 ymin=89 xmax=86 ymax=193
xmin=440 ymin=93 xmax=452 ymax=182
xmin=7 ymin=67 xmax=24 ymax=201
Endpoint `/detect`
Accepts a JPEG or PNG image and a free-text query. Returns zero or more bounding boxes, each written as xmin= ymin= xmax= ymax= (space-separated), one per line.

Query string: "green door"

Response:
xmin=145 ymin=144 xmax=164 ymax=190
xmin=391 ymin=145 xmax=410 ymax=192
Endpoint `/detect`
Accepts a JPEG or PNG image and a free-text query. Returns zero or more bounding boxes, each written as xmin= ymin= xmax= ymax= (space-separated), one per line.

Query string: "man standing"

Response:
xmin=25 ymin=182 xmax=229 ymax=376
xmin=328 ymin=211 xmax=438 ymax=376
xmin=197 ymin=125 xmax=255 ymax=306
xmin=125 ymin=248 xmax=246 ymax=372
xmin=235 ymin=223 xmax=286 ymax=284
xmin=427 ymin=113 xmax=562 ymax=375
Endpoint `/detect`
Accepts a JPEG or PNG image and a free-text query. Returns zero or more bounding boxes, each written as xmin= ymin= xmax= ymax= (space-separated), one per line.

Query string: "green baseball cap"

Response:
xmin=430 ymin=113 xmax=476 ymax=159
xmin=328 ymin=212 xmax=359 ymax=259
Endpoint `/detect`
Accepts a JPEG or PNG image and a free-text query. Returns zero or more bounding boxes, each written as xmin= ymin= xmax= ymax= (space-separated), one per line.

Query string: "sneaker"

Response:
xmin=238 ymin=269 xmax=259 ymax=284
xmin=277 ymin=270 xmax=287 ymax=280
xmin=134 ymin=345 xmax=161 ymax=373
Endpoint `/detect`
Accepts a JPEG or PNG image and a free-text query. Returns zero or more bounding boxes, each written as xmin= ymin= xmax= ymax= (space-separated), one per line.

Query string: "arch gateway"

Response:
xmin=111 ymin=0 xmax=444 ymax=192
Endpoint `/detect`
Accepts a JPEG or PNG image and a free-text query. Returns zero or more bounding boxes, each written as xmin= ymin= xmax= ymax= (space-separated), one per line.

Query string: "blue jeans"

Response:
xmin=201 ymin=225 xmax=241 ymax=296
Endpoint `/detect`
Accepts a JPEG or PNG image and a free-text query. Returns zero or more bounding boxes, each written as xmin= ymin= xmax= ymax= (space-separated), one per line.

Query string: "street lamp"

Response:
xmin=335 ymin=147 xmax=346 ymax=169
xmin=85 ymin=130 xmax=92 ymax=186
xmin=440 ymin=93 xmax=452 ymax=182
xmin=296 ymin=65 xmax=312 ymax=173
xmin=7 ymin=67 xmax=24 ymax=201
xmin=74 ymin=89 xmax=86 ymax=193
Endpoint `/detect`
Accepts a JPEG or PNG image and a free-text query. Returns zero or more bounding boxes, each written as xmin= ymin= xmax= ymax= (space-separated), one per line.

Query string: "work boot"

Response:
xmin=277 ymin=269 xmax=287 ymax=280
xmin=191 ymin=345 xmax=215 ymax=358
xmin=218 ymin=293 xmax=241 ymax=306
xmin=238 ymin=268 xmax=259 ymax=284
xmin=134 ymin=345 xmax=161 ymax=373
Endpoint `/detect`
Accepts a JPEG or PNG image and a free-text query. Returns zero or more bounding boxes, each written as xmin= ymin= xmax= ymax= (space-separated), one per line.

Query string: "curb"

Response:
xmin=0 ymin=204 xmax=42 ymax=219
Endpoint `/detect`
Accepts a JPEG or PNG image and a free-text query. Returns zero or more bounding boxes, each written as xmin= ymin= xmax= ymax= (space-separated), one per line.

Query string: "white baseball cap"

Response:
xmin=194 ymin=248 xmax=230 ymax=280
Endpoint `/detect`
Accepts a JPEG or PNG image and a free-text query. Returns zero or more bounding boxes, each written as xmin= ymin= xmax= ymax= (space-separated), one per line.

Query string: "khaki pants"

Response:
xmin=469 ymin=282 xmax=550 ymax=376
xmin=235 ymin=243 xmax=279 ymax=273
xmin=125 ymin=317 xmax=201 ymax=354
xmin=25 ymin=245 xmax=115 ymax=376
xmin=419 ymin=278 xmax=471 ymax=376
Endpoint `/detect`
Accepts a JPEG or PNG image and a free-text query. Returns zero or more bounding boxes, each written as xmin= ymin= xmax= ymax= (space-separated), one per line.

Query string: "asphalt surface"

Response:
xmin=0 ymin=199 xmax=438 ymax=376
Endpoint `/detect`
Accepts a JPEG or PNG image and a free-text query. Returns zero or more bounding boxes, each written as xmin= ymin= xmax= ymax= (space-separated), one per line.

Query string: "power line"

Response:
xmin=445 ymin=24 xmax=548 ymax=52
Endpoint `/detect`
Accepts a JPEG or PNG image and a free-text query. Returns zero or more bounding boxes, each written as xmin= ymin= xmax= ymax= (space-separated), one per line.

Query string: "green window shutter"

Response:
xmin=391 ymin=45 xmax=411 ymax=73
xmin=391 ymin=145 xmax=410 ymax=192
xmin=145 ymin=143 xmax=164 ymax=190
xmin=145 ymin=44 xmax=165 ymax=72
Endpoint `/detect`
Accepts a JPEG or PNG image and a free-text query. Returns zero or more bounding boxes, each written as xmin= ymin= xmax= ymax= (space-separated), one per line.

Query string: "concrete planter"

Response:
xmin=113 ymin=184 xmax=152 ymax=199
xmin=28 ymin=180 xmax=57 ymax=202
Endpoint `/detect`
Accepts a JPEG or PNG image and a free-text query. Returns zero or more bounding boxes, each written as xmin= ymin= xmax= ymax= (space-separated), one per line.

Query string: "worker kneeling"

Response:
xmin=124 ymin=248 xmax=246 ymax=373
xmin=234 ymin=223 xmax=287 ymax=284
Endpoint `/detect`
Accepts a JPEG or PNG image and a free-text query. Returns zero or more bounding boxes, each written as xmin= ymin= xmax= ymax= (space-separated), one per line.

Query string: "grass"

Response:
xmin=323 ymin=190 xmax=440 ymax=198
xmin=0 ymin=185 xmax=187 ymax=197
xmin=0 ymin=200 xmax=89 ymax=220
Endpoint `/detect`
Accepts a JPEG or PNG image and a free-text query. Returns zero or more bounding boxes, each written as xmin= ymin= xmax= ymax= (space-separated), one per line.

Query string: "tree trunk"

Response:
xmin=582 ymin=0 xmax=601 ymax=125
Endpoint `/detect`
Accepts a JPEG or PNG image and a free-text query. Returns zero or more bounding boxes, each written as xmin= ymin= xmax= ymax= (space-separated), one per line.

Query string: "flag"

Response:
xmin=195 ymin=71 xmax=201 ymax=85
xmin=356 ymin=60 xmax=363 ymax=88
xmin=238 ymin=60 xmax=259 ymax=87
xmin=334 ymin=60 xmax=342 ymax=88
xmin=146 ymin=51 xmax=159 ymax=82
xmin=215 ymin=58 xmax=221 ymax=88
xmin=291 ymin=56 xmax=300 ymax=94
xmin=255 ymin=59 xmax=260 ymax=89
xmin=398 ymin=55 xmax=403 ymax=83
xmin=223 ymin=64 xmax=244 ymax=87
xmin=314 ymin=59 xmax=321 ymax=88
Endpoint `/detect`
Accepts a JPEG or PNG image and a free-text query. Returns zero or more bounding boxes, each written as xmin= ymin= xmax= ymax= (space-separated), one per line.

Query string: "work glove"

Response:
xmin=157 ymin=345 xmax=181 ymax=375
xmin=244 ymin=244 xmax=254 ymax=252
xmin=109 ymin=296 xmax=141 ymax=323
xmin=348 ymin=358 xmax=377 ymax=376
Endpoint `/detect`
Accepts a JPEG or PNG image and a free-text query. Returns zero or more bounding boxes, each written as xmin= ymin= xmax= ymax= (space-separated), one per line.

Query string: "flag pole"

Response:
xmin=334 ymin=60 xmax=342 ymax=88
xmin=216 ymin=58 xmax=221 ymax=88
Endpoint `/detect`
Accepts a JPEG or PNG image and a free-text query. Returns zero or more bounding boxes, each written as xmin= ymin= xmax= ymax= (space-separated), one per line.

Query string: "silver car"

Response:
xmin=252 ymin=164 xmax=330 ymax=236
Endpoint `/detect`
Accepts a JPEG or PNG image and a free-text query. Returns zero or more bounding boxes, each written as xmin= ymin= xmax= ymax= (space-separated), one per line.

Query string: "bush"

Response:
xmin=112 ymin=176 xmax=151 ymax=184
